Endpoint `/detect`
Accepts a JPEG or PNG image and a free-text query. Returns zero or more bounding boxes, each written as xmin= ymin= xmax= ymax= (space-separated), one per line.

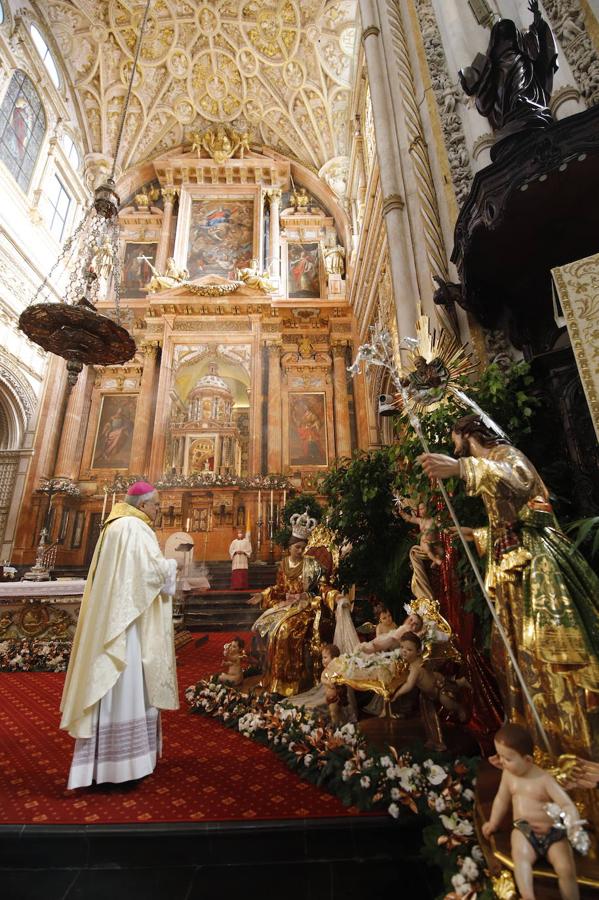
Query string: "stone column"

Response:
xmin=54 ymin=365 xmax=93 ymax=479
xmin=267 ymin=188 xmax=282 ymax=279
xmin=331 ymin=343 xmax=352 ymax=459
xmin=129 ymin=344 xmax=159 ymax=476
xmin=266 ymin=342 xmax=282 ymax=473
xmin=359 ymin=0 xmax=419 ymax=340
xmin=156 ymin=187 xmax=177 ymax=271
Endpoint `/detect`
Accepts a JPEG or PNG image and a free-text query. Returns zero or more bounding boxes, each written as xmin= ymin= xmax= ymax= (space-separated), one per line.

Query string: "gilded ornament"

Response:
xmin=190 ymin=125 xmax=250 ymax=163
xmin=491 ymin=869 xmax=518 ymax=900
xmin=237 ymin=259 xmax=276 ymax=293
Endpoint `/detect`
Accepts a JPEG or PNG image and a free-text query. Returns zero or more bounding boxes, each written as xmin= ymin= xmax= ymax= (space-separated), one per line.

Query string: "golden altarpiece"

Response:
xmin=11 ymin=139 xmax=367 ymax=568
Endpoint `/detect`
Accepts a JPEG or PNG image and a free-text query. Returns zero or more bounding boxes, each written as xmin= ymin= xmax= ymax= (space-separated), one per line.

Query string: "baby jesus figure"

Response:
xmin=216 ymin=637 xmax=245 ymax=687
xmin=398 ymin=499 xmax=443 ymax=599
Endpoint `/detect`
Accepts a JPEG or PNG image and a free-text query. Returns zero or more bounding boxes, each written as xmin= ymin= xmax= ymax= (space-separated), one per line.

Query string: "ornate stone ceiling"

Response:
xmin=44 ymin=0 xmax=358 ymax=175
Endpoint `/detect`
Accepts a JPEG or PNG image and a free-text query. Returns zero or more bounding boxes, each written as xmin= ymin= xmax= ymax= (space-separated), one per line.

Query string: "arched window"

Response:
xmin=61 ymin=132 xmax=80 ymax=170
xmin=0 ymin=70 xmax=46 ymax=192
xmin=30 ymin=24 xmax=60 ymax=89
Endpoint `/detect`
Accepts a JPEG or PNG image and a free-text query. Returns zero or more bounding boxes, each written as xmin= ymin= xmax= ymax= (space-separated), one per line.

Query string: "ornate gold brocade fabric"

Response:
xmin=460 ymin=445 xmax=599 ymax=756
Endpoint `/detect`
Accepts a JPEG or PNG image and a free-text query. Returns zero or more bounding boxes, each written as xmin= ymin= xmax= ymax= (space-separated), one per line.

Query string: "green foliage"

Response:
xmin=565 ymin=516 xmax=599 ymax=572
xmin=320 ymin=361 xmax=540 ymax=632
xmin=273 ymin=492 xmax=324 ymax=549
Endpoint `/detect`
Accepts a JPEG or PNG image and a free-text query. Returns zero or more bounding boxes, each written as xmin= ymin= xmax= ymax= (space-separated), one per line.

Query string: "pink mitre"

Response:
xmin=126 ymin=481 xmax=156 ymax=496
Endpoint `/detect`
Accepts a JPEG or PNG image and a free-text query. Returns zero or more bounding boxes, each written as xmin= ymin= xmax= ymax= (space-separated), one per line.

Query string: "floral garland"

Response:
xmin=186 ymin=679 xmax=494 ymax=899
xmin=0 ymin=639 xmax=71 ymax=672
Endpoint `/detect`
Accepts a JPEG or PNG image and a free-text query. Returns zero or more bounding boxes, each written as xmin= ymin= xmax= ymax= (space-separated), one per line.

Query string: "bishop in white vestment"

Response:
xmin=60 ymin=482 xmax=179 ymax=789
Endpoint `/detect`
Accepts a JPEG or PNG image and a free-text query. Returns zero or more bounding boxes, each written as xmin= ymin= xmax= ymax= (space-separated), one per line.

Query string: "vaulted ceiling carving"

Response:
xmin=43 ymin=0 xmax=357 ymax=175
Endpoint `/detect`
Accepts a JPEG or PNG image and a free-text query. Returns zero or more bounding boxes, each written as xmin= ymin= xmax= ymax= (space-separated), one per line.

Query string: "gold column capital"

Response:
xmin=161 ymin=187 xmax=178 ymax=205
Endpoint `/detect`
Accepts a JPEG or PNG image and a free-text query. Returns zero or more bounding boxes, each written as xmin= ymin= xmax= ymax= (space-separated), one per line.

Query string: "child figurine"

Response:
xmin=361 ymin=612 xmax=424 ymax=654
xmin=216 ymin=636 xmax=245 ymax=687
xmin=392 ymin=632 xmax=468 ymax=750
xmin=376 ymin=608 xmax=398 ymax=637
xmin=483 ymin=723 xmax=584 ymax=900
xmin=398 ymin=499 xmax=443 ymax=599
xmin=321 ymin=643 xmax=349 ymax=725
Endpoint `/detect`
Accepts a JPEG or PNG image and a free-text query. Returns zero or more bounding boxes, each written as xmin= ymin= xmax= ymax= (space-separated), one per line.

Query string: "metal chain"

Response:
xmin=110 ymin=0 xmax=152 ymax=181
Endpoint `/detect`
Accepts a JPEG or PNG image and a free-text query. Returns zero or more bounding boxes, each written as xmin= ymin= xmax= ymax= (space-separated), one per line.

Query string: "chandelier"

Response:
xmin=18 ymin=1 xmax=152 ymax=387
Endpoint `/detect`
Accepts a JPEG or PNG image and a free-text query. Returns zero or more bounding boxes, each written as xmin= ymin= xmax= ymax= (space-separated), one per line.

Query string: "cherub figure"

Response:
xmin=216 ymin=636 xmax=245 ymax=687
xmin=322 ymin=643 xmax=351 ymax=725
xmin=483 ymin=723 xmax=585 ymax=900
xmin=398 ymin=499 xmax=443 ymax=600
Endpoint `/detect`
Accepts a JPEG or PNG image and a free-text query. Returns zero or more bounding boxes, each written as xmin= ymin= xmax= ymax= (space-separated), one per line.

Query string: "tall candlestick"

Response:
xmin=257 ymin=489 xmax=261 ymax=518
xmin=111 ymin=492 xmax=116 ymax=509
xmin=283 ymin=489 xmax=287 ymax=508
xmin=270 ymin=489 xmax=274 ymax=520
xmin=101 ymin=490 xmax=107 ymax=522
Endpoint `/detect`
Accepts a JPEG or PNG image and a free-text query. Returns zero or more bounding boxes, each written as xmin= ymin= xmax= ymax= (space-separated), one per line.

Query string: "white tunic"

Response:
xmin=229 ymin=535 xmax=252 ymax=571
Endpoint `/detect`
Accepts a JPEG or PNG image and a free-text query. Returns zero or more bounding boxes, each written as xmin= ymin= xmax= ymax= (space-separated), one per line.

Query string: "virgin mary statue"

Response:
xmin=249 ymin=511 xmax=340 ymax=696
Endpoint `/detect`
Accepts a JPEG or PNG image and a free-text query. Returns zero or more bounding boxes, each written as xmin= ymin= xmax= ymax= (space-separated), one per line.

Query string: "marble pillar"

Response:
xmin=266 ymin=342 xmax=282 ymax=473
xmin=129 ymin=344 xmax=159 ymax=475
xmin=54 ymin=365 xmax=93 ymax=480
xmin=359 ymin=0 xmax=419 ymax=340
xmin=331 ymin=343 xmax=353 ymax=459
xmin=156 ymin=187 xmax=177 ymax=271
xmin=267 ymin=188 xmax=282 ymax=279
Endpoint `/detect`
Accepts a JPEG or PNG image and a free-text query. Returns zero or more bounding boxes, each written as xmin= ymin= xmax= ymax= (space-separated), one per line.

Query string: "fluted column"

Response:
xmin=331 ymin=343 xmax=352 ymax=459
xmin=156 ymin=187 xmax=177 ymax=271
xmin=129 ymin=344 xmax=159 ymax=475
xmin=359 ymin=0 xmax=419 ymax=339
xmin=54 ymin=365 xmax=93 ymax=479
xmin=267 ymin=188 xmax=282 ymax=279
xmin=266 ymin=342 xmax=282 ymax=472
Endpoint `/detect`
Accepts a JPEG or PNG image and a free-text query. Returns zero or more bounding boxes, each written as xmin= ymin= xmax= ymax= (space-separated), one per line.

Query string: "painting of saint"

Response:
xmin=0 ymin=71 xmax=46 ymax=191
xmin=187 ymin=199 xmax=253 ymax=280
xmin=121 ymin=242 xmax=157 ymax=298
xmin=287 ymin=243 xmax=320 ymax=298
xmin=92 ymin=395 xmax=137 ymax=469
xmin=289 ymin=393 xmax=327 ymax=467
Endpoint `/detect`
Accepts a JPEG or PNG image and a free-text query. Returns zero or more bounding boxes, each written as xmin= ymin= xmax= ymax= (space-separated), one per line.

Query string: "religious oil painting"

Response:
xmin=92 ymin=395 xmax=137 ymax=470
xmin=0 ymin=70 xmax=46 ymax=192
xmin=187 ymin=198 xmax=253 ymax=280
xmin=288 ymin=393 xmax=327 ymax=467
xmin=287 ymin=243 xmax=321 ymax=298
xmin=121 ymin=242 xmax=157 ymax=298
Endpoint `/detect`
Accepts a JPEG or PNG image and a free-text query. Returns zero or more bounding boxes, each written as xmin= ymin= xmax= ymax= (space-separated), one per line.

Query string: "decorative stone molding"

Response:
xmin=381 ymin=193 xmax=405 ymax=215
xmin=542 ymin=0 xmax=599 ymax=106
xmin=413 ymin=0 xmax=474 ymax=205
xmin=362 ymin=25 xmax=381 ymax=41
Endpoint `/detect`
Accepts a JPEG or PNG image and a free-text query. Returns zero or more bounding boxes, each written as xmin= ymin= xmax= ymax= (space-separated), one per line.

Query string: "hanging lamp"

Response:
xmin=19 ymin=1 xmax=153 ymax=386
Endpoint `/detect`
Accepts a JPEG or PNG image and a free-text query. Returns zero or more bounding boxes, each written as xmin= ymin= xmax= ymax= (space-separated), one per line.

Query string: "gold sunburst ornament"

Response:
xmin=349 ymin=314 xmax=507 ymax=438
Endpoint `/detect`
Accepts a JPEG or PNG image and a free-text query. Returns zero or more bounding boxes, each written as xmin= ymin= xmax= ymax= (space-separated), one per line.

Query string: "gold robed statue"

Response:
xmin=249 ymin=512 xmax=340 ymax=696
xmin=419 ymin=413 xmax=599 ymax=759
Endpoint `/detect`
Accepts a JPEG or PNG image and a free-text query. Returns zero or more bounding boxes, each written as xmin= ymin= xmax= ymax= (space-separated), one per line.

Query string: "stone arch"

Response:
xmin=0 ymin=354 xmax=35 ymax=450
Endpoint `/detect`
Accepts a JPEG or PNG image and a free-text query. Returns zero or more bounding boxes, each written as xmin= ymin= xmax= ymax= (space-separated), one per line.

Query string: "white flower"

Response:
xmin=397 ymin=767 xmax=419 ymax=792
xmin=300 ymin=723 xmax=311 ymax=734
xmin=304 ymin=754 xmax=313 ymax=766
xmin=425 ymin=763 xmax=447 ymax=786
xmin=289 ymin=741 xmax=295 ymax=751
xmin=451 ymin=873 xmax=472 ymax=895
xmin=360 ymin=776 xmax=371 ymax=789
xmin=390 ymin=787 xmax=401 ymax=800
xmin=380 ymin=755 xmax=393 ymax=768
xmin=428 ymin=791 xmax=446 ymax=812
xmin=455 ymin=818 xmax=474 ymax=837
xmin=388 ymin=802 xmax=400 ymax=819
xmin=460 ymin=857 xmax=479 ymax=881
xmin=463 ymin=788 xmax=475 ymax=802
xmin=357 ymin=749 xmax=366 ymax=760
xmin=471 ymin=845 xmax=484 ymax=863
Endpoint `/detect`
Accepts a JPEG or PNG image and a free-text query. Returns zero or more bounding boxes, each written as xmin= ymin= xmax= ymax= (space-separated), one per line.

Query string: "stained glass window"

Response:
xmin=0 ymin=70 xmax=46 ymax=192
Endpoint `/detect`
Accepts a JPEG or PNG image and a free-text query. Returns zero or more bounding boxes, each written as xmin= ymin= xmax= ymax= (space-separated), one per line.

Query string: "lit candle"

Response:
xmin=101 ymin=490 xmax=107 ymax=522
xmin=283 ymin=489 xmax=287 ymax=507
xmin=186 ymin=516 xmax=191 ymax=532
xmin=111 ymin=492 xmax=116 ymax=509
xmin=270 ymin=489 xmax=274 ymax=520
xmin=257 ymin=488 xmax=261 ymax=517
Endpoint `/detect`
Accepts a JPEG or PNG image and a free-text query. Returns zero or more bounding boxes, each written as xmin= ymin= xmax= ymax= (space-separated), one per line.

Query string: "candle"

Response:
xmin=270 ymin=489 xmax=274 ymax=520
xmin=257 ymin=489 xmax=261 ymax=520
xmin=186 ymin=516 xmax=191 ymax=533
xmin=111 ymin=492 xmax=116 ymax=509
xmin=283 ymin=489 xmax=287 ymax=507
xmin=101 ymin=490 xmax=107 ymax=522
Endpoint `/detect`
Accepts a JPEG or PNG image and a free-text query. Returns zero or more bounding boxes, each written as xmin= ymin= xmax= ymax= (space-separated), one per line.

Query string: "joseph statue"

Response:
xmin=60 ymin=482 xmax=179 ymax=788
xmin=419 ymin=414 xmax=599 ymax=758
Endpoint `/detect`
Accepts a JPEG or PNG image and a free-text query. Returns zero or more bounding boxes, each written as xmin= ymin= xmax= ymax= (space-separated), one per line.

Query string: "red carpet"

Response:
xmin=0 ymin=633 xmax=359 ymax=825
